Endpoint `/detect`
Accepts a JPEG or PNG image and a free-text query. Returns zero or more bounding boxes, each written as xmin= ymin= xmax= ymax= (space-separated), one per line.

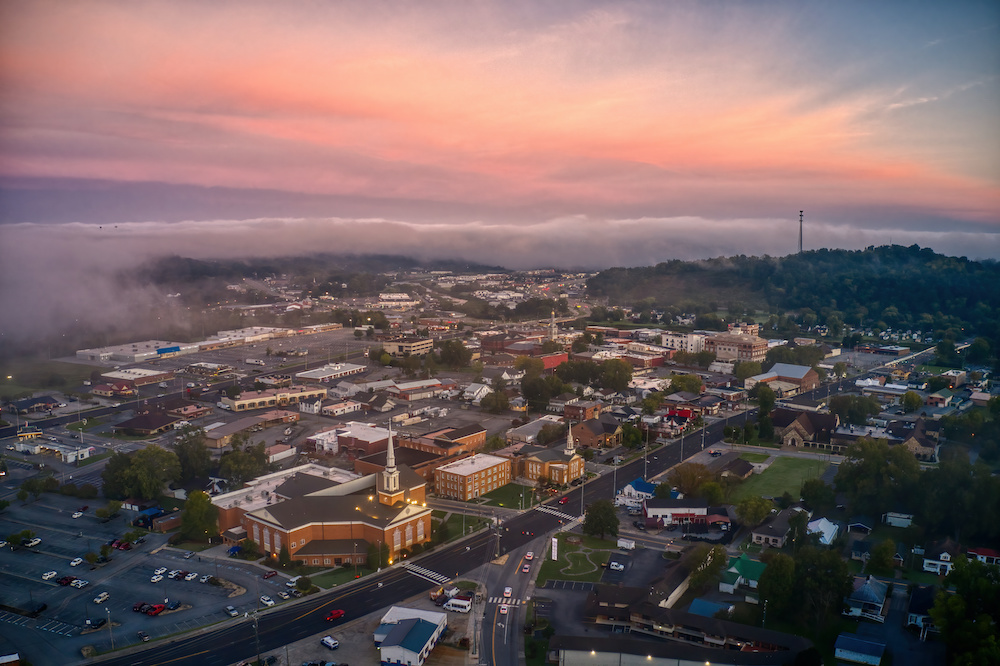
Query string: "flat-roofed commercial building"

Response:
xmin=434 ymin=453 xmax=511 ymax=500
xmin=100 ymin=367 xmax=176 ymax=387
xmin=703 ymin=332 xmax=768 ymax=363
xmin=383 ymin=337 xmax=434 ymax=357
xmin=220 ymin=385 xmax=328 ymax=412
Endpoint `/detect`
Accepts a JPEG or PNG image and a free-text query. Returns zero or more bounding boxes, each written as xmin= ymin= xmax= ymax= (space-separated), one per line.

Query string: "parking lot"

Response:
xmin=0 ymin=495 xmax=302 ymax=665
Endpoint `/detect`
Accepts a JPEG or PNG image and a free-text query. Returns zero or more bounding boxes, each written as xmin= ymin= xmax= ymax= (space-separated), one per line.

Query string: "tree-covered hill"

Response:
xmin=586 ymin=245 xmax=1000 ymax=339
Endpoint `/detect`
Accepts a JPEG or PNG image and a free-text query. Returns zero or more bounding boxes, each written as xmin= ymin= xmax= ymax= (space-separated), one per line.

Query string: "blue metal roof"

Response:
xmin=381 ymin=618 xmax=439 ymax=654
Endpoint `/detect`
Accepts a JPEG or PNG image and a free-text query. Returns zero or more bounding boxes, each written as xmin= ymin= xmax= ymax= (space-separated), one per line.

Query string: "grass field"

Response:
xmin=0 ymin=359 xmax=95 ymax=399
xmin=730 ymin=457 xmax=828 ymax=502
xmin=441 ymin=513 xmax=490 ymax=540
xmin=740 ymin=453 xmax=770 ymax=463
xmin=480 ymin=483 xmax=536 ymax=509
xmin=312 ymin=566 xmax=375 ymax=589
xmin=534 ymin=533 xmax=617 ymax=586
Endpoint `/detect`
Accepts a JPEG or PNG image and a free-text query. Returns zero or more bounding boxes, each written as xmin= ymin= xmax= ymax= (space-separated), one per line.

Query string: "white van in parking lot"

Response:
xmin=444 ymin=598 xmax=472 ymax=613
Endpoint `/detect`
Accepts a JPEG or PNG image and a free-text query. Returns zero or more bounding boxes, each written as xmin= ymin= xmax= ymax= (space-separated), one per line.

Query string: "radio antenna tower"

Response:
xmin=798 ymin=210 xmax=804 ymax=254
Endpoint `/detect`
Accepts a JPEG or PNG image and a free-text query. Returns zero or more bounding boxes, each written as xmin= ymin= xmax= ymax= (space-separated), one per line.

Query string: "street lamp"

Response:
xmin=106 ymin=607 xmax=113 ymax=650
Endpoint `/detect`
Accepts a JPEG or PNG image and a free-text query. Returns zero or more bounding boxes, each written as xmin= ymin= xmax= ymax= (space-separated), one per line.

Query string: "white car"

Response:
xmin=184 ymin=572 xmax=199 ymax=581
xmin=150 ymin=575 xmax=164 ymax=584
xmin=70 ymin=557 xmax=83 ymax=567
xmin=259 ymin=595 xmax=275 ymax=607
xmin=524 ymin=551 xmax=534 ymax=561
xmin=70 ymin=579 xmax=89 ymax=588
xmin=25 ymin=538 xmax=41 ymax=547
xmin=42 ymin=570 xmax=58 ymax=580
xmin=609 ymin=561 xmax=625 ymax=571
xmin=199 ymin=574 xmax=212 ymax=583
xmin=93 ymin=591 xmax=110 ymax=604
xmin=503 ymin=586 xmax=512 ymax=598
xmin=154 ymin=567 xmax=168 ymax=575
xmin=321 ymin=636 xmax=339 ymax=650
xmin=0 ymin=540 xmax=7 ymax=548
xmin=167 ymin=570 xmax=181 ymax=579
xmin=72 ymin=511 xmax=83 ymax=519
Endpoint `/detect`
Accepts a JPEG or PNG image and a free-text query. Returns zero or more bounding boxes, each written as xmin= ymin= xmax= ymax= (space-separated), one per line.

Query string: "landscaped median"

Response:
xmin=534 ymin=533 xmax=618 ymax=586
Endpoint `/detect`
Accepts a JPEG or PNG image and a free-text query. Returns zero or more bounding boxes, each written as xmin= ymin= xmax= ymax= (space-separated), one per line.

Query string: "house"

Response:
xmin=848 ymin=516 xmax=875 ymax=534
xmin=835 ymin=632 xmax=886 ymax=665
xmin=923 ymin=538 xmax=962 ymax=575
xmin=564 ymin=400 xmax=602 ymax=421
xmin=547 ymin=392 xmax=580 ymax=413
xmin=751 ymin=508 xmax=793 ymax=548
xmin=882 ymin=510 xmax=914 ymax=528
xmin=844 ymin=575 xmax=889 ymax=622
xmin=718 ymin=554 xmax=766 ymax=594
xmin=616 ymin=477 xmax=656 ymax=507
xmin=511 ymin=425 xmax=585 ymax=485
xmin=505 ymin=415 xmax=563 ymax=445
xmin=850 ymin=540 xmax=872 ymax=563
xmin=573 ymin=414 xmax=623 ymax=449
xmin=967 ymin=546 xmax=1000 ymax=567
xmin=906 ymin=585 xmax=938 ymax=639
xmin=925 ymin=388 xmax=953 ymax=408
xmin=720 ymin=458 xmax=754 ymax=480
xmin=462 ymin=383 xmax=491 ymax=403
xmin=378 ymin=617 xmax=445 ymax=666
xmin=806 ymin=517 xmax=839 ymax=546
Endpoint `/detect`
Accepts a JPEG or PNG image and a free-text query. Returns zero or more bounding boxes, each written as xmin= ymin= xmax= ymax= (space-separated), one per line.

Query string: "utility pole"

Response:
xmin=106 ymin=607 xmax=113 ymax=650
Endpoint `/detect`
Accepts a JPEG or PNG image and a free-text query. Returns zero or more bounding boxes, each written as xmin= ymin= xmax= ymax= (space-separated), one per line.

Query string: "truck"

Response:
xmin=429 ymin=585 xmax=459 ymax=603
xmin=617 ymin=538 xmax=636 ymax=550
xmin=245 ymin=359 xmax=266 ymax=366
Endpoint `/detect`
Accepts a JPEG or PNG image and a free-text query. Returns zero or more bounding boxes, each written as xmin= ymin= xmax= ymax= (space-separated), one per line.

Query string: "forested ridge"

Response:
xmin=586 ymin=245 xmax=1000 ymax=337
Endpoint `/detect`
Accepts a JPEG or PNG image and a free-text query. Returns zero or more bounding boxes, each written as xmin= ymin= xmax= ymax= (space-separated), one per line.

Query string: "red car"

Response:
xmin=262 ymin=570 xmax=278 ymax=579
xmin=146 ymin=604 xmax=166 ymax=616
xmin=326 ymin=609 xmax=345 ymax=621
xmin=117 ymin=542 xmax=132 ymax=550
xmin=558 ymin=496 xmax=569 ymax=505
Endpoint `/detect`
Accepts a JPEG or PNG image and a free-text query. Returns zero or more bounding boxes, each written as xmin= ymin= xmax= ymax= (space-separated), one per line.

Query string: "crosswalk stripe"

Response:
xmin=534 ymin=504 xmax=577 ymax=521
xmin=401 ymin=562 xmax=450 ymax=584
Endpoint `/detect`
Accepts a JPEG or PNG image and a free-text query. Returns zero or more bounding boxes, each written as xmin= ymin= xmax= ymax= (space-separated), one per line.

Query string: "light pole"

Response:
xmin=106 ymin=607 xmax=113 ymax=650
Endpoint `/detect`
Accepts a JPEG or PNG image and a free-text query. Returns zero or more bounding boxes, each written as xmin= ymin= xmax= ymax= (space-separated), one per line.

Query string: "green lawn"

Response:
xmin=0 ymin=359 xmax=96 ymax=399
xmin=480 ymin=483 xmax=537 ymax=509
xmin=311 ymin=566 xmax=375 ymax=589
xmin=441 ymin=513 xmax=490 ymax=540
xmin=730 ymin=457 xmax=829 ymax=502
xmin=76 ymin=451 xmax=112 ymax=467
xmin=534 ymin=533 xmax=617 ymax=586
xmin=740 ymin=453 xmax=770 ymax=463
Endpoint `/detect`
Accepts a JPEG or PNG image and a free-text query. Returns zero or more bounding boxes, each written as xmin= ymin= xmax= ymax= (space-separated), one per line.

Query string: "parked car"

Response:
xmin=609 ymin=562 xmax=625 ymax=571
xmin=260 ymin=595 xmax=275 ymax=607
xmin=150 ymin=575 xmax=164 ymax=584
xmin=70 ymin=557 xmax=83 ymax=567
xmin=137 ymin=630 xmax=150 ymax=642
xmin=262 ymin=570 xmax=278 ymax=579
xmin=58 ymin=576 xmax=77 ymax=586
xmin=133 ymin=601 xmax=148 ymax=612
xmin=708 ymin=450 xmax=723 ymax=457
xmin=117 ymin=542 xmax=132 ymax=551
xmin=225 ymin=605 xmax=239 ymax=617
xmin=278 ymin=591 xmax=290 ymax=600
xmin=93 ymin=592 xmax=110 ymax=604
xmin=146 ymin=604 xmax=166 ymax=616
xmin=184 ymin=572 xmax=198 ymax=581
xmin=42 ymin=571 xmax=58 ymax=580
xmin=320 ymin=636 xmax=340 ymax=650
xmin=199 ymin=574 xmax=212 ymax=583
xmin=168 ymin=570 xmax=182 ymax=579
xmin=25 ymin=538 xmax=41 ymax=547
xmin=154 ymin=567 xmax=167 ymax=575
xmin=167 ymin=600 xmax=181 ymax=611
xmin=70 ymin=579 xmax=89 ymax=588
xmin=183 ymin=551 xmax=195 ymax=559
xmin=72 ymin=511 xmax=83 ymax=519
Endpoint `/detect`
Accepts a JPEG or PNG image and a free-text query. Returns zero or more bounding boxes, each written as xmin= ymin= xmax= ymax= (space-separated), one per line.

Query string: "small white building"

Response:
xmin=462 ymin=383 xmax=491 ymax=403
xmin=375 ymin=606 xmax=447 ymax=666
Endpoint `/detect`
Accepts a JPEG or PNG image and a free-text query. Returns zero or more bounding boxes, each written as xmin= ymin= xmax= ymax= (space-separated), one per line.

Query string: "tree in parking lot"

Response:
xmin=582 ymin=499 xmax=619 ymax=540
xmin=100 ymin=544 xmax=111 ymax=559
xmin=84 ymin=551 xmax=99 ymax=565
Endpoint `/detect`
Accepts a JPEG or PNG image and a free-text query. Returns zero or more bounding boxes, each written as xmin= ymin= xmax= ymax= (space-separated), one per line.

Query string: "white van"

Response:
xmin=286 ymin=575 xmax=302 ymax=588
xmin=443 ymin=598 xmax=472 ymax=613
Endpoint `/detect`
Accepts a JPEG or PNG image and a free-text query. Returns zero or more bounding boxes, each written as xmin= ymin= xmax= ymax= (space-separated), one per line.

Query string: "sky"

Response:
xmin=0 ymin=1 xmax=998 ymax=342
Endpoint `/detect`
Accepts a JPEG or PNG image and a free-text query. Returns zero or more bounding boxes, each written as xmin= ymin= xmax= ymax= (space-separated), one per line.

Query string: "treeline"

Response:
xmin=586 ymin=245 xmax=1000 ymax=343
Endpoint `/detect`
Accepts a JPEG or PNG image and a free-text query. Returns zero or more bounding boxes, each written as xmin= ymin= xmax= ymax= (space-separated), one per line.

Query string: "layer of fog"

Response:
xmin=1 ymin=215 xmax=997 ymax=348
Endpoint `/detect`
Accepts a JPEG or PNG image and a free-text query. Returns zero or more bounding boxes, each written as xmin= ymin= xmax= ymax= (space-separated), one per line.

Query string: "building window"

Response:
xmin=312 ymin=558 xmax=319 ymax=565
xmin=417 ymin=519 xmax=425 ymax=541
xmin=394 ymin=528 xmax=401 ymax=549
xmin=324 ymin=558 xmax=331 ymax=565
